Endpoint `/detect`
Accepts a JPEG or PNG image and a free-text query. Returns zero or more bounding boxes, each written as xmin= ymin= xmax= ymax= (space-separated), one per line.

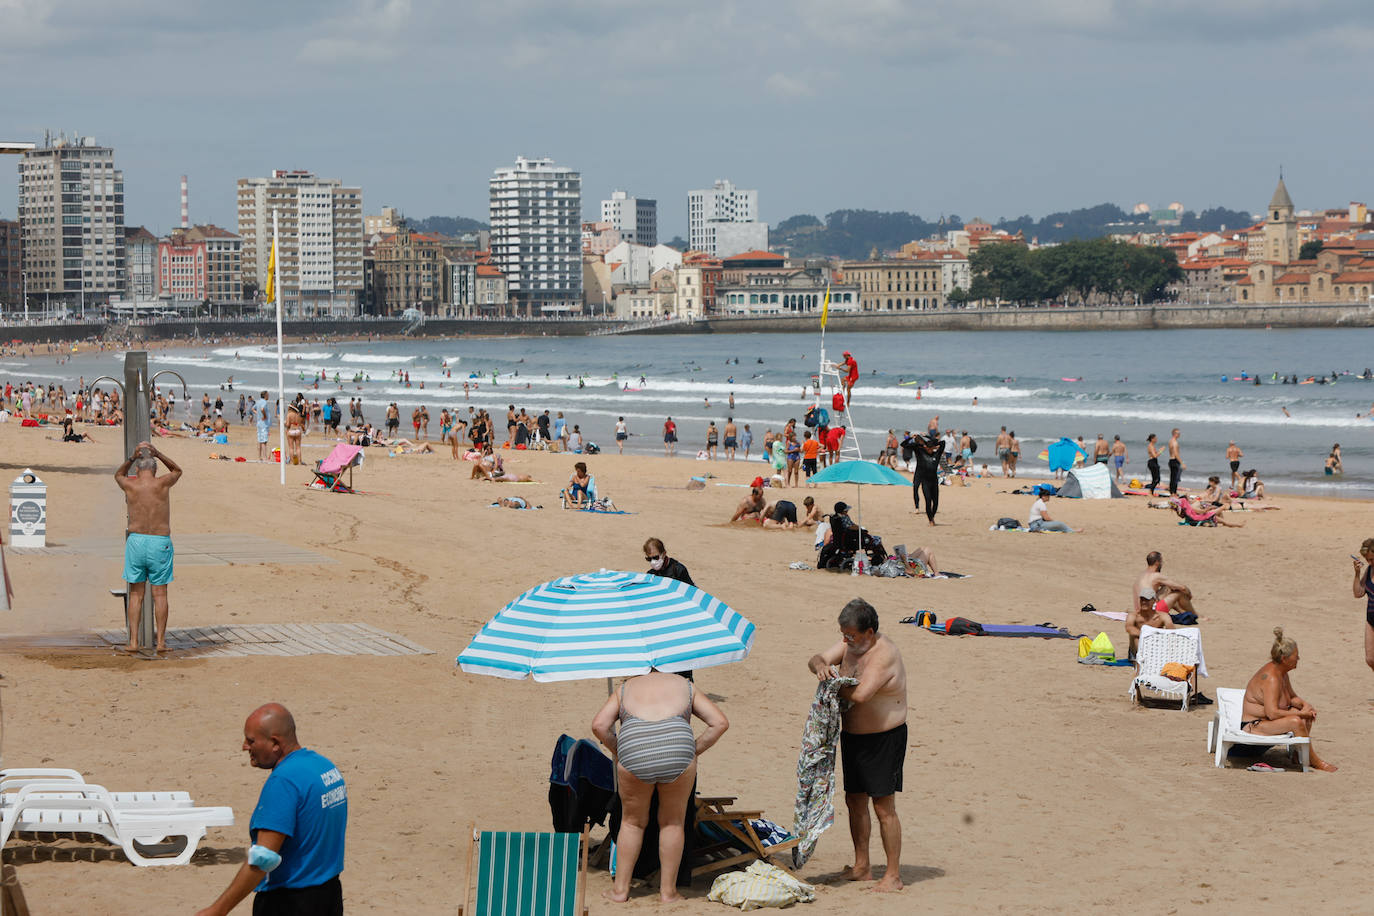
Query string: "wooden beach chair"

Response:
xmin=459 ymin=823 xmax=588 ymax=916
xmin=1207 ymin=687 xmax=1310 ymax=771
xmin=310 ymin=443 xmax=364 ymax=493
xmin=690 ymin=795 xmax=799 ymax=879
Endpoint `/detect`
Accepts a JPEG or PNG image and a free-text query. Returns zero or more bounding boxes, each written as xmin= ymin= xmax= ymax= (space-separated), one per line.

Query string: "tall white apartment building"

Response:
xmin=489 ymin=157 xmax=582 ymax=315
xmin=687 ymin=179 xmax=768 ymax=258
xmin=601 ymin=190 xmax=657 ymax=246
xmin=17 ymin=134 xmax=125 ymax=304
xmin=237 ymin=169 xmax=364 ymax=317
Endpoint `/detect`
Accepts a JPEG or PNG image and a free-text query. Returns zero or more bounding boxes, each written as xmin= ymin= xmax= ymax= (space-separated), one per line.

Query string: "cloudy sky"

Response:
xmin=3 ymin=0 xmax=1370 ymax=238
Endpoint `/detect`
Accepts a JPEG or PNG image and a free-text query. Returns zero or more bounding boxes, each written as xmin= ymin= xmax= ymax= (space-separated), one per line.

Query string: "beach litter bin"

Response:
xmin=10 ymin=469 xmax=46 ymax=548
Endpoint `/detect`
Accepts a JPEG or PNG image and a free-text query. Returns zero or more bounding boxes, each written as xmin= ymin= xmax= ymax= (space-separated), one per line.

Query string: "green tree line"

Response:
xmin=964 ymin=239 xmax=1183 ymax=306
xmin=771 ymin=204 xmax=1252 ymax=259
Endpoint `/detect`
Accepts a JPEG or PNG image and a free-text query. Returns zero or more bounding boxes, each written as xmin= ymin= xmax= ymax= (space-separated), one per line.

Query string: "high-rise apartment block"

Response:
xmin=601 ymin=190 xmax=657 ymax=246
xmin=489 ymin=157 xmax=583 ymax=315
xmin=0 ymin=219 xmax=21 ymax=310
xmin=687 ymin=179 xmax=768 ymax=258
xmin=157 ymin=225 xmax=243 ymax=303
xmin=237 ymin=170 xmax=363 ymax=317
xmin=17 ymin=134 xmax=125 ymax=304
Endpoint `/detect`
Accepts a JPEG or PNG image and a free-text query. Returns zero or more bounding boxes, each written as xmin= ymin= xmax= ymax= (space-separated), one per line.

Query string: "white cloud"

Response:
xmin=765 ymin=72 xmax=815 ymax=99
xmin=297 ymin=0 xmax=414 ymax=66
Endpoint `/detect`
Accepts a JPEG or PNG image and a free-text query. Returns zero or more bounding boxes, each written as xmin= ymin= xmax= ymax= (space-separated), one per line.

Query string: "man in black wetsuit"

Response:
xmin=912 ymin=433 xmax=945 ymax=526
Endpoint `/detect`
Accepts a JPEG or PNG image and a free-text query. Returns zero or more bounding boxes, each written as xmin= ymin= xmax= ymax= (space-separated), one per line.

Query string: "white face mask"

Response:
xmin=649 ymin=556 xmax=667 ymax=571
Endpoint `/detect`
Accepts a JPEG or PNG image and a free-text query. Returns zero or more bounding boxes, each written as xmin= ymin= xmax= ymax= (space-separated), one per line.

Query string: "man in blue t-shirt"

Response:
xmin=196 ymin=704 xmax=347 ymax=916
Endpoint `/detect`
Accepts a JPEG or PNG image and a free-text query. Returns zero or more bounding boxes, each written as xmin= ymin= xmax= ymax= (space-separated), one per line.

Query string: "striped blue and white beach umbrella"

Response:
xmin=456 ymin=570 xmax=756 ymax=682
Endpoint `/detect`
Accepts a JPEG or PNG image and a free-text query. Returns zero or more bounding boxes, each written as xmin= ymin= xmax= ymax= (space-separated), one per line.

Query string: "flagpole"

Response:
xmin=274 ymin=209 xmax=286 ymax=486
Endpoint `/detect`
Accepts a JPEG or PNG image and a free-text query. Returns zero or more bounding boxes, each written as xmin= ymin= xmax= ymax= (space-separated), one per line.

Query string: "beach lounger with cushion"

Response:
xmin=1207 ymin=687 xmax=1310 ymax=771
xmin=459 ymin=824 xmax=589 ymax=916
xmin=1130 ymin=626 xmax=1207 ymax=710
xmin=0 ymin=781 xmax=234 ymax=866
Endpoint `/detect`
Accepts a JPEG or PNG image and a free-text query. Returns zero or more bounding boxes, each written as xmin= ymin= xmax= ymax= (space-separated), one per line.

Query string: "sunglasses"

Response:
xmin=645 ymin=555 xmax=662 ymax=562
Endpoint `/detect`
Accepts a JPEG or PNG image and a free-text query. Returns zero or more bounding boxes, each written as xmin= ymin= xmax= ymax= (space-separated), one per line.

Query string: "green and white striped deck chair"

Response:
xmin=459 ymin=824 xmax=589 ymax=916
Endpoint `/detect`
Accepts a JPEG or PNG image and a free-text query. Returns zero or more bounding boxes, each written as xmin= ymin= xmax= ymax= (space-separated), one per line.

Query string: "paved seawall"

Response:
xmin=5 ymin=302 xmax=1372 ymax=345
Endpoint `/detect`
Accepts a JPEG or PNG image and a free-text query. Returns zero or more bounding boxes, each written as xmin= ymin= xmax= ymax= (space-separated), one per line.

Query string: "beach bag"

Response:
xmin=804 ymin=406 xmax=819 ymax=428
xmin=816 ymin=407 xmax=830 ymax=427
xmin=832 ymin=393 xmax=846 ymax=412
xmin=1088 ymin=632 xmax=1116 ymax=661
xmin=944 ymin=617 xmax=984 ymax=636
xmin=914 ymin=610 xmax=938 ymax=628
xmin=584 ymin=442 xmax=600 ymax=455
xmin=996 ymin=517 xmax=1020 ymax=529
xmin=1077 ymin=636 xmax=1094 ymax=658
xmin=967 ymin=436 xmax=977 ymax=454
xmin=873 ymin=557 xmax=907 ymax=578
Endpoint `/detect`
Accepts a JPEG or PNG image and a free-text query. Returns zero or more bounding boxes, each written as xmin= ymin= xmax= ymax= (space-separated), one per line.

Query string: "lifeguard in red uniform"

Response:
xmin=840 ymin=351 xmax=859 ymax=404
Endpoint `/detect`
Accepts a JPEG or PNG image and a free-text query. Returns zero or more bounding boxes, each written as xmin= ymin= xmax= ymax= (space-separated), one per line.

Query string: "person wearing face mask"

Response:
xmin=643 ymin=537 xmax=693 ymax=586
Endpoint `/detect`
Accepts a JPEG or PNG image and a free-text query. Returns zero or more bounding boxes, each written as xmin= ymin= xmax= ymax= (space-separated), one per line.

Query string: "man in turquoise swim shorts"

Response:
xmin=115 ymin=441 xmax=182 ymax=653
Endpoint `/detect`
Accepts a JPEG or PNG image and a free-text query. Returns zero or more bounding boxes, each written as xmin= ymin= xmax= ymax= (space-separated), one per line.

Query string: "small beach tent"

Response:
xmin=1058 ymin=463 xmax=1123 ymax=499
xmin=1045 ymin=437 xmax=1088 ymax=472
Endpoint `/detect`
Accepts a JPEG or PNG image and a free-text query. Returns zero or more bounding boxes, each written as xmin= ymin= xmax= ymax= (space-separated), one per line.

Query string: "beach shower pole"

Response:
xmin=104 ymin=354 xmax=187 ymax=656
xmin=123 ymin=352 xmax=155 ymax=656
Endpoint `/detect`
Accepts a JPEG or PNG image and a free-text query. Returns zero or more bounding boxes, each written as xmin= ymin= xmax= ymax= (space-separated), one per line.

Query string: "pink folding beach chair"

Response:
xmin=1171 ymin=497 xmax=1220 ymax=527
xmin=311 ymin=444 xmax=364 ymax=493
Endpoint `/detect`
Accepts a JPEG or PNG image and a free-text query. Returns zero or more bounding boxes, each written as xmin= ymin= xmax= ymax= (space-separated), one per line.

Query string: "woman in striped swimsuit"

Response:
xmin=1354 ymin=538 xmax=1374 ymax=674
xmin=591 ymin=670 xmax=728 ymax=903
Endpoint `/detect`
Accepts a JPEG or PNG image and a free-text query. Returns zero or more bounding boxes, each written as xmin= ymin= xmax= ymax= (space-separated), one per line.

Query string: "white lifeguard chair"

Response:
xmin=813 ymin=349 xmax=862 ymax=462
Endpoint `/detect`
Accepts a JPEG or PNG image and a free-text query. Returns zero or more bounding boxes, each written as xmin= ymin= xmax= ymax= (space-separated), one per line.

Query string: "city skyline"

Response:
xmin=3 ymin=1 xmax=1371 ymax=237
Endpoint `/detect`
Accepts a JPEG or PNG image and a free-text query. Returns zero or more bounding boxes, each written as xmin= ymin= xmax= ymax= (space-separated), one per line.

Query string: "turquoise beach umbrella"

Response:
xmin=456 ymin=570 xmax=755 ymax=684
xmin=806 ymin=459 xmax=910 ymax=535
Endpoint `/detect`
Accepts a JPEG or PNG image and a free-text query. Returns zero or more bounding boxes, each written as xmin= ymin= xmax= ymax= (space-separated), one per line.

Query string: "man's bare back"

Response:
xmin=116 ymin=443 xmax=181 ymax=535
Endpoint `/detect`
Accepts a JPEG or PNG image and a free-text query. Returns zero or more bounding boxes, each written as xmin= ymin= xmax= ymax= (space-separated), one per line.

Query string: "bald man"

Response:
xmin=196 ymin=704 xmax=347 ymax=916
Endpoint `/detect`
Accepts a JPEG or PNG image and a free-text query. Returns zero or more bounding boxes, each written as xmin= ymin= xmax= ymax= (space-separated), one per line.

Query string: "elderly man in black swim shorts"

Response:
xmin=807 ymin=599 xmax=909 ymax=893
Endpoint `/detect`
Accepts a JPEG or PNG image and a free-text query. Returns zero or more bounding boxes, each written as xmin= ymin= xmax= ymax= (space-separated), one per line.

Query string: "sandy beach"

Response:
xmin=0 ymin=419 xmax=1370 ymax=914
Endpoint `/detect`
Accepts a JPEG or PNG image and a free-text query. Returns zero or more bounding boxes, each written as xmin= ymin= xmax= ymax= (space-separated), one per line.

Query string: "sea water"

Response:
xmin=23 ymin=327 xmax=1374 ymax=497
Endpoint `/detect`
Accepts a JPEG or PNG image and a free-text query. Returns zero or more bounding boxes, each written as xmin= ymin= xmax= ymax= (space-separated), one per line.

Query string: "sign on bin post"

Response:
xmin=9 ymin=469 xmax=46 ymax=548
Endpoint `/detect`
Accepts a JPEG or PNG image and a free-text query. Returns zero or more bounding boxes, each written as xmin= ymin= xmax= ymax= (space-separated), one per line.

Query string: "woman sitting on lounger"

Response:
xmin=1240 ymin=627 xmax=1336 ymax=771
xmin=567 ymin=461 xmax=592 ymax=507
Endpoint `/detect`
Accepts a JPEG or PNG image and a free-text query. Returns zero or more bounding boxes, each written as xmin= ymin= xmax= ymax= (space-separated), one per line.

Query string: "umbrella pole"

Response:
xmin=852 ymin=485 xmax=863 ymax=576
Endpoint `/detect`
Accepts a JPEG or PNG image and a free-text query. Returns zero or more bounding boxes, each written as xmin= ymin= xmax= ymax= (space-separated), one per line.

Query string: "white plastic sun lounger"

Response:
xmin=1206 ymin=687 xmax=1311 ymax=771
xmin=0 ymin=782 xmax=234 ymax=866
xmin=0 ymin=768 xmax=194 ymax=809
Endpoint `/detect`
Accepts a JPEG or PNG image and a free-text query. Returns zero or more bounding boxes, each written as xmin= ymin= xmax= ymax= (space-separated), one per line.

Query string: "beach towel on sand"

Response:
xmin=709 ymin=861 xmax=816 ymax=910
xmin=902 ymin=616 xmax=1078 ymax=639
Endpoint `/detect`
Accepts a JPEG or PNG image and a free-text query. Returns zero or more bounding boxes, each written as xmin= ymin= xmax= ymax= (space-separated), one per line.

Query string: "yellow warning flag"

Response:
xmin=820 ymin=284 xmax=830 ymax=329
xmin=264 ymin=239 xmax=277 ymax=304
